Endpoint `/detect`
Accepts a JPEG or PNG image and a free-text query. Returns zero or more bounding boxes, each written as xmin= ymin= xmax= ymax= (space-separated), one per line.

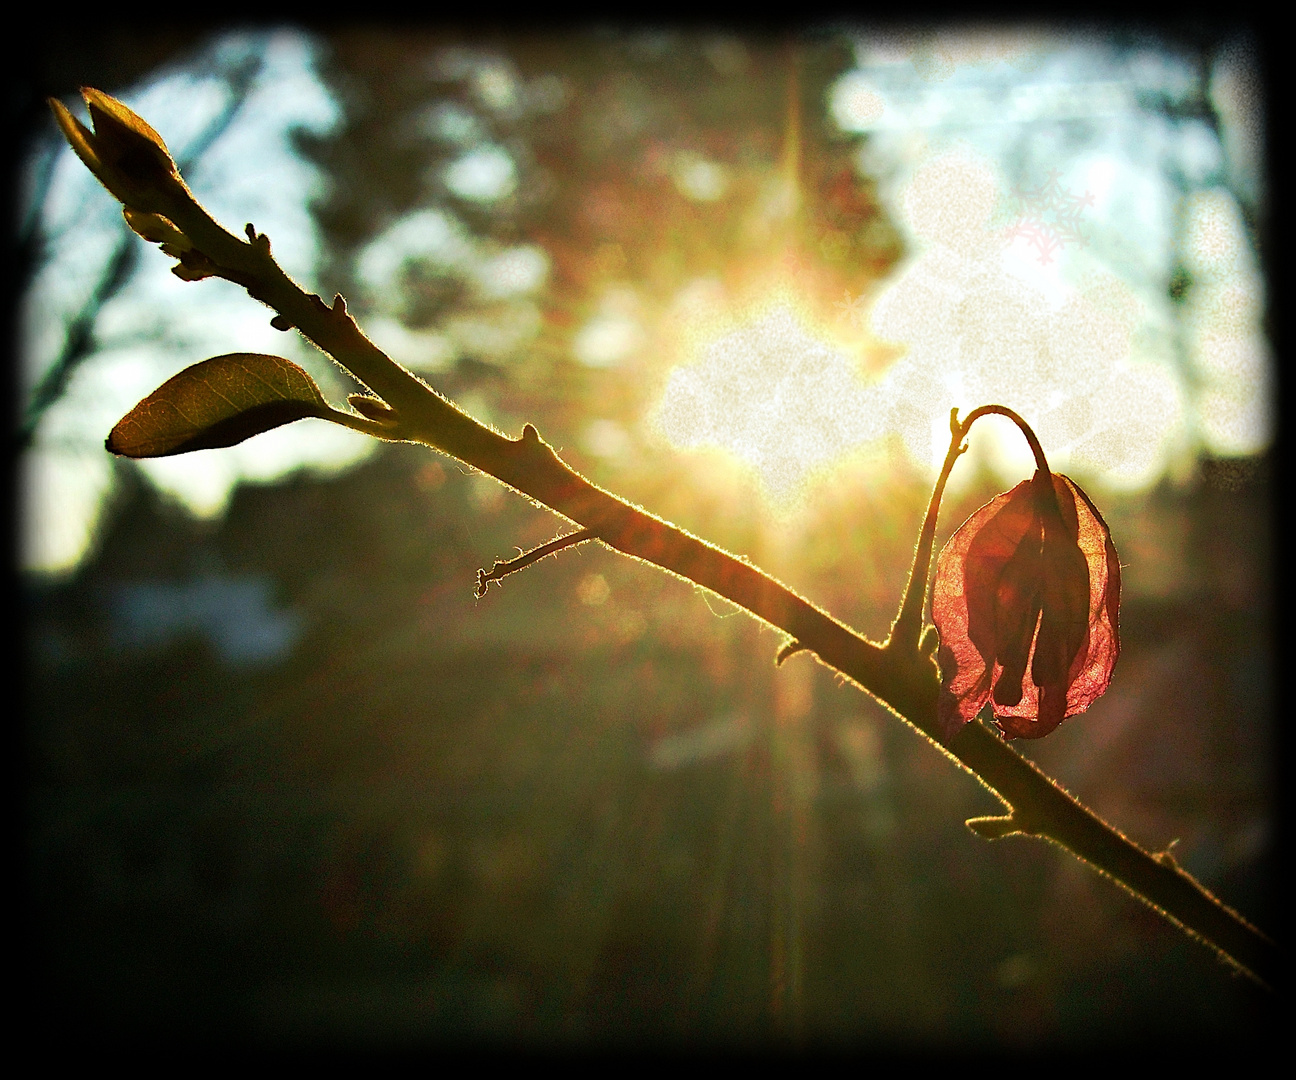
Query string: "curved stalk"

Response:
xmin=889 ymin=404 xmax=1049 ymax=654
xmin=960 ymin=403 xmax=1051 ymax=474
xmin=888 ymin=407 xmax=967 ymax=652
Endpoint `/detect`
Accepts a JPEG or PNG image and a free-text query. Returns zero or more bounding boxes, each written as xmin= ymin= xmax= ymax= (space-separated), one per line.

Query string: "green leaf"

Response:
xmin=106 ymin=353 xmax=333 ymax=458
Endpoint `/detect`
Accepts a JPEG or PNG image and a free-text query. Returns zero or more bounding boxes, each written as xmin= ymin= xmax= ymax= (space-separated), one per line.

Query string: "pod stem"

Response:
xmin=889 ymin=405 xmax=1051 ymax=652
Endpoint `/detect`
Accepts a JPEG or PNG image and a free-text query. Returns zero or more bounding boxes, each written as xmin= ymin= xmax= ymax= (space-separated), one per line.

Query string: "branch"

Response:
xmin=59 ymin=92 xmax=1277 ymax=990
xmin=949 ymin=718 xmax=1275 ymax=986
xmin=173 ymin=207 xmax=1279 ymax=987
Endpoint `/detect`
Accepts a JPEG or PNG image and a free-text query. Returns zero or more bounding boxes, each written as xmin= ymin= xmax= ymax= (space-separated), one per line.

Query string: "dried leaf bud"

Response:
xmin=122 ymin=208 xmax=191 ymax=253
xmin=49 ymin=88 xmax=186 ymax=213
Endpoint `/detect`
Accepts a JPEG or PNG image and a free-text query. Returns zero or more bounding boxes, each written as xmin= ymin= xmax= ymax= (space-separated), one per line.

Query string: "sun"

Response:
xmin=653 ymin=283 xmax=888 ymax=508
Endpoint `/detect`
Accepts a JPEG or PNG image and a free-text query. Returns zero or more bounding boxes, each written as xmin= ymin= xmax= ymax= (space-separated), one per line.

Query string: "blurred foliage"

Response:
xmin=21 ymin=26 xmax=1274 ymax=1049
xmin=294 ymin=30 xmax=901 ymax=495
xmin=25 ymin=446 xmax=1273 ymax=1046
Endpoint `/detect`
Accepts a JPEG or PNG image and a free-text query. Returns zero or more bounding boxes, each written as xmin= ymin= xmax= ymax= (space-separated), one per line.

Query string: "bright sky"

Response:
xmin=20 ymin=27 xmax=1269 ymax=574
xmin=655 ymin=29 xmax=1268 ymax=502
xmin=22 ymin=30 xmax=362 ymax=575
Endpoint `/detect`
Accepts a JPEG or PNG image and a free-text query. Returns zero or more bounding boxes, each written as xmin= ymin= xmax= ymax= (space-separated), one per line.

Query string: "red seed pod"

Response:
xmin=932 ymin=469 xmax=1120 ymax=743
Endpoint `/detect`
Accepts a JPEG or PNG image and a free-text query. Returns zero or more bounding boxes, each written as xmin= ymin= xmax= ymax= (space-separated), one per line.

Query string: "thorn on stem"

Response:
xmin=965 ymin=815 xmax=1021 ymax=840
xmin=333 ymin=293 xmax=348 ymax=316
xmin=242 ymin=224 xmax=271 ymax=253
xmin=270 ymin=314 xmax=294 ymax=331
xmin=776 ymin=639 xmax=806 ymax=666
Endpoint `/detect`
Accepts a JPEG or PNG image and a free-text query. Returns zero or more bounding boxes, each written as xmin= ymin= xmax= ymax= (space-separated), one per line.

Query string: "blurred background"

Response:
xmin=16 ymin=20 xmax=1273 ymax=1048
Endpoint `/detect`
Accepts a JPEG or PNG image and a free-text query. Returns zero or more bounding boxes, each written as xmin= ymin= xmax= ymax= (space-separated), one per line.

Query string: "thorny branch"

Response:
xmin=56 ymin=91 xmax=1278 ymax=991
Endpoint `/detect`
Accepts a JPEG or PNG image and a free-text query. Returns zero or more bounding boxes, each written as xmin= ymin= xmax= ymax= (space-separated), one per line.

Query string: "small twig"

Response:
xmin=476 ymin=528 xmax=597 ymax=597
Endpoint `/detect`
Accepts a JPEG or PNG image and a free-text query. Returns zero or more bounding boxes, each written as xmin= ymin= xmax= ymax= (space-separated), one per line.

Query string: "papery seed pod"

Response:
xmin=932 ymin=469 xmax=1120 ymax=743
